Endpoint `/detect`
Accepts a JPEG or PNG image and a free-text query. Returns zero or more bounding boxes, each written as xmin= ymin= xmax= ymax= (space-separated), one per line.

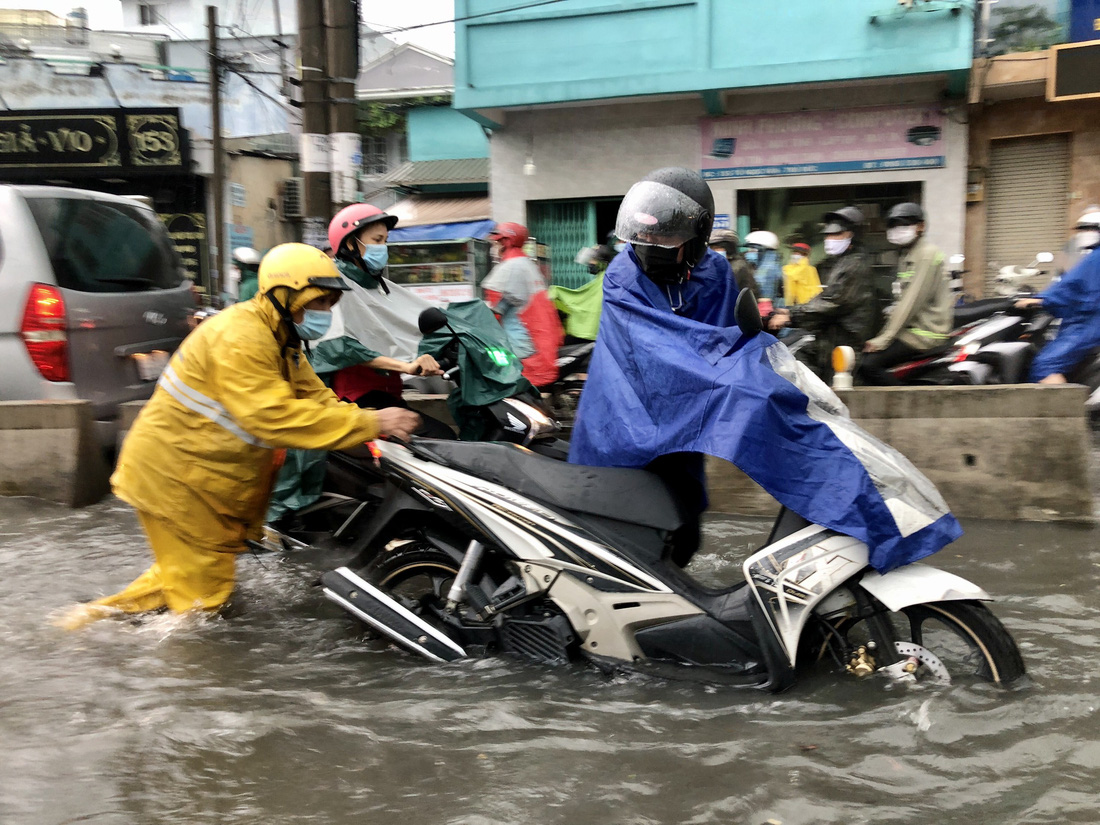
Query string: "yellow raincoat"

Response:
xmin=61 ymin=289 xmax=380 ymax=625
xmin=782 ymin=258 xmax=823 ymax=306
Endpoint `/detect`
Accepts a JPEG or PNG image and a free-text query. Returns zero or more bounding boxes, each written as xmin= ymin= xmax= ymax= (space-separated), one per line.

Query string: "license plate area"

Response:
xmin=132 ymin=349 xmax=170 ymax=382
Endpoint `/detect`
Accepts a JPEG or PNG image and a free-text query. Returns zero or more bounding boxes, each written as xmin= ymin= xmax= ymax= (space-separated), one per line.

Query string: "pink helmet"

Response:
xmin=328 ymin=203 xmax=398 ymax=254
xmin=488 ymin=221 xmax=529 ymax=251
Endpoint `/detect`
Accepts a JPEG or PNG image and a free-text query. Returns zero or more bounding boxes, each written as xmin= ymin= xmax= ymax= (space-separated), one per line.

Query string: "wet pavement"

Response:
xmin=2 ymin=488 xmax=1099 ymax=825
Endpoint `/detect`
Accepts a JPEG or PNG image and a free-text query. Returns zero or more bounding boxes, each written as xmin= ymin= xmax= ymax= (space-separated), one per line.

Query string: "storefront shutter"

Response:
xmin=528 ymin=199 xmax=595 ymax=289
xmin=985 ymin=134 xmax=1070 ymax=294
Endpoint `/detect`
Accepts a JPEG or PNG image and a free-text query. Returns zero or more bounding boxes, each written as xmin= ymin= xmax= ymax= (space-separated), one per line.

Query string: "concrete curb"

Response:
xmin=0 ymin=400 xmax=111 ymax=507
xmin=706 ymin=384 xmax=1095 ymax=522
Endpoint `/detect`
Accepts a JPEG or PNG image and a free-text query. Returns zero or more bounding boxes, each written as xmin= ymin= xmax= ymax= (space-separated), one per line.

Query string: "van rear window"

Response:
xmin=26 ymin=197 xmax=185 ymax=293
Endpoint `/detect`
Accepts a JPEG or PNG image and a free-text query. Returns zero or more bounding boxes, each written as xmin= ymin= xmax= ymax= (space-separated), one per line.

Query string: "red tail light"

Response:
xmin=21 ymin=283 xmax=70 ymax=382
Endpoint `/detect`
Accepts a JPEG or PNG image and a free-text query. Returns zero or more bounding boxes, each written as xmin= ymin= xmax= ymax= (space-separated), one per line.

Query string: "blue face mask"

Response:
xmin=294 ymin=308 xmax=332 ymax=341
xmin=744 ymin=249 xmax=759 ymax=264
xmin=359 ymin=243 xmax=388 ymax=272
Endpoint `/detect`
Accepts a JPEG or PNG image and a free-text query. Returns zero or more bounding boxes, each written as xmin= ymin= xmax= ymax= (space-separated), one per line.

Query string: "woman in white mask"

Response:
xmin=857 ymin=202 xmax=954 ymax=385
xmin=768 ymin=206 xmax=880 ymax=383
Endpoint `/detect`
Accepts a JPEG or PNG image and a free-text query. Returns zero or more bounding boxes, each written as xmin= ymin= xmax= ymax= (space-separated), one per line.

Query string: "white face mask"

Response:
xmin=1077 ymin=230 xmax=1100 ymax=251
xmin=824 ymin=237 xmax=851 ymax=256
xmin=887 ymin=225 xmax=919 ymax=247
xmin=790 ymin=253 xmax=805 ymax=263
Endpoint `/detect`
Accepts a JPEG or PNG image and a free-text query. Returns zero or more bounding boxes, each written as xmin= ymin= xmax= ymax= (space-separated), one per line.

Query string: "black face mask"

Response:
xmin=632 ymin=244 xmax=686 ymax=285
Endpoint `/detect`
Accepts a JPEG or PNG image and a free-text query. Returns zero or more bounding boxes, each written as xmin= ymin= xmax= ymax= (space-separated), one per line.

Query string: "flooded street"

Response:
xmin=2 ymin=494 xmax=1099 ymax=825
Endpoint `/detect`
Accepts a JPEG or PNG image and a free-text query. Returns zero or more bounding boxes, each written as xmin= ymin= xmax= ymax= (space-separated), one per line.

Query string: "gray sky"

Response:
xmin=0 ymin=0 xmax=457 ymax=55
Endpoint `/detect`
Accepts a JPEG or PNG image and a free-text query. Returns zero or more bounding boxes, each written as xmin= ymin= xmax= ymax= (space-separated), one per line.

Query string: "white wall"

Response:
xmin=489 ymin=81 xmax=969 ymax=255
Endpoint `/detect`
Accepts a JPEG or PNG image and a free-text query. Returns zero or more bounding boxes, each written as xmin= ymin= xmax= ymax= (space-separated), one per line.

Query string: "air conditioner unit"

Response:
xmin=280 ymin=177 xmax=303 ymax=219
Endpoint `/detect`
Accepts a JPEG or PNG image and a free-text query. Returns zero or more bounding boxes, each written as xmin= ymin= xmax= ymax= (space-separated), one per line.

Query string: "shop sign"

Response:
xmin=161 ymin=212 xmax=207 ymax=287
xmin=228 ymin=223 xmax=254 ymax=251
xmin=700 ymin=105 xmax=945 ymax=180
xmin=0 ymin=108 xmax=187 ymax=174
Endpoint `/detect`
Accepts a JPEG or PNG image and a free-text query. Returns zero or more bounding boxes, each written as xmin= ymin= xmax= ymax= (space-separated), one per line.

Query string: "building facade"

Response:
xmin=454 ymin=0 xmax=975 ymax=288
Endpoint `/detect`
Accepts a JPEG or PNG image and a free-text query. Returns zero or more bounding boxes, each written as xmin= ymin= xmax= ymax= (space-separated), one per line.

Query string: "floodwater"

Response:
xmin=2 ymin=495 xmax=1099 ymax=825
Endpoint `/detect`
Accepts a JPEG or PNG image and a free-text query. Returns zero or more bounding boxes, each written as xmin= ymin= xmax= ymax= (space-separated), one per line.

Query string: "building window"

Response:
xmin=362 ymin=135 xmax=390 ymax=176
xmin=139 ymin=4 xmax=160 ymax=26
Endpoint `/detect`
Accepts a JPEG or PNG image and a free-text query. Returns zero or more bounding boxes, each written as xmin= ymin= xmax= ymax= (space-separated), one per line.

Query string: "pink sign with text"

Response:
xmin=700 ymin=105 xmax=946 ymax=180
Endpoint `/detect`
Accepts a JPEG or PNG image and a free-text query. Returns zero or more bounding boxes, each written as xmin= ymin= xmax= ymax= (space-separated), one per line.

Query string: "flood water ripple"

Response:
xmin=1 ymin=495 xmax=1098 ymax=824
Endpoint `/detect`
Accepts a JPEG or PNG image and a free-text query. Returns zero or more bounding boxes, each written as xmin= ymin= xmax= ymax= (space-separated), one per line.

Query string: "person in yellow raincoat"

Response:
xmin=57 ymin=243 xmax=420 ymax=628
xmin=781 ymin=241 xmax=822 ymax=306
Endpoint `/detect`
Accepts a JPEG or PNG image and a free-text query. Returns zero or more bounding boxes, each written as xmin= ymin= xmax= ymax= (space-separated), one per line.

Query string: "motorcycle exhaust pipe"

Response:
xmin=321 ymin=567 xmax=467 ymax=662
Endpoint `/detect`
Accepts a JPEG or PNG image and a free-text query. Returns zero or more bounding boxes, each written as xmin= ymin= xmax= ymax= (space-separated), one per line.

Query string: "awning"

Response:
xmin=381 ymin=158 xmax=489 ymax=187
xmin=387 ymin=194 xmax=494 ymax=241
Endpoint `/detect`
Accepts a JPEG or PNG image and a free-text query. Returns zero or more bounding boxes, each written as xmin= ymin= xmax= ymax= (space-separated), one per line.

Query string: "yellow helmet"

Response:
xmin=258 ymin=243 xmax=349 ymax=295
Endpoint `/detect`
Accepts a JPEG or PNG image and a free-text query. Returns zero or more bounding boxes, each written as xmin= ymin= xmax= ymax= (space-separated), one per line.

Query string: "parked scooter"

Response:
xmin=546 ymin=339 xmax=594 ymax=422
xmin=320 ymin=296 xmax=1026 ymax=692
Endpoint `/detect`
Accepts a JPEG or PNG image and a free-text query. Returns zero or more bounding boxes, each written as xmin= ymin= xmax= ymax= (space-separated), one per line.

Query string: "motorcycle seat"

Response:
xmin=953 ymin=298 xmax=1014 ymax=327
xmin=417 ymin=440 xmax=685 ymax=531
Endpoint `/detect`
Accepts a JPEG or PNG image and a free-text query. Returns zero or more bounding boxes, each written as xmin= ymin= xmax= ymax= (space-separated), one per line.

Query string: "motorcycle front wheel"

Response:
xmin=821 ymin=599 xmax=1026 ymax=685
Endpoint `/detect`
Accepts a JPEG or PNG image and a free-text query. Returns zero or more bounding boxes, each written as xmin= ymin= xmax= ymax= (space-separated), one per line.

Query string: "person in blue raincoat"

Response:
xmin=570 ymin=167 xmax=962 ymax=573
xmin=1017 ymin=206 xmax=1100 ymax=383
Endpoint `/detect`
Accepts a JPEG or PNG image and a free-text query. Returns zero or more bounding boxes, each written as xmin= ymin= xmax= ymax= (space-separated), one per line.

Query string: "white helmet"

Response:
xmin=232 ymin=246 xmax=261 ymax=265
xmin=744 ymin=230 xmax=779 ymax=250
xmin=1075 ymin=205 xmax=1100 ymax=231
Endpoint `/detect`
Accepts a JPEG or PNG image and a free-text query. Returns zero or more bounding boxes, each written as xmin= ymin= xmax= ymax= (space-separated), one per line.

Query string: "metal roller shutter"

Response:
xmin=985 ymin=134 xmax=1070 ymax=294
xmin=528 ymin=199 xmax=595 ymax=289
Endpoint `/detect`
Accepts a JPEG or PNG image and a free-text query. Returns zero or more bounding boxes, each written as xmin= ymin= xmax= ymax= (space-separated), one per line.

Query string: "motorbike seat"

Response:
xmin=953 ymin=298 xmax=1014 ymax=327
xmin=417 ymin=440 xmax=685 ymax=531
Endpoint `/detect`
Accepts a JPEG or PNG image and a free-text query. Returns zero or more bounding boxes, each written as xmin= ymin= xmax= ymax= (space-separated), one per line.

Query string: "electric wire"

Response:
xmin=360 ymin=0 xmax=568 ymax=38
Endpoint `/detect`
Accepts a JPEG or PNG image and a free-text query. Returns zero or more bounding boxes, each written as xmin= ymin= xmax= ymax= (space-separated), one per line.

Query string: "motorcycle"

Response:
xmin=263 ymin=308 xmax=568 ymax=550
xmin=319 ymin=293 xmax=1026 ymax=692
xmin=546 ymin=339 xmax=594 ymax=423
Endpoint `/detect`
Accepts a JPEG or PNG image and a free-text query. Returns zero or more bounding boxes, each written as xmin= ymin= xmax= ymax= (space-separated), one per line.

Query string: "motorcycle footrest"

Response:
xmin=321 ymin=566 xmax=467 ymax=663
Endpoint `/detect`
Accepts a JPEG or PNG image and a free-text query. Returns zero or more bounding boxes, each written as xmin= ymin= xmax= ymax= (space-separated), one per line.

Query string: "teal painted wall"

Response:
xmin=407 ymin=107 xmax=489 ymax=162
xmin=454 ymin=0 xmax=975 ymax=109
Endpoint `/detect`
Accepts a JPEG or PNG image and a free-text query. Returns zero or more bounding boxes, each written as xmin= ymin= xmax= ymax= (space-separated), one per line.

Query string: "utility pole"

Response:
xmin=326 ymin=0 xmax=361 ymax=211
xmin=207 ymin=5 xmax=226 ymax=301
xmin=271 ymin=0 xmax=288 ymax=95
xmin=297 ymin=0 xmax=331 ymax=247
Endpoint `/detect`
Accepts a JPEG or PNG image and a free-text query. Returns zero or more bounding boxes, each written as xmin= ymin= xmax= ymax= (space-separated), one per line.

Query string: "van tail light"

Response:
xmin=21 ymin=283 xmax=70 ymax=382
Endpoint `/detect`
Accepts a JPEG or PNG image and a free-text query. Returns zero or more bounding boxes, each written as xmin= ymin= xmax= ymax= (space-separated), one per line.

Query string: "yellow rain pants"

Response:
xmin=56 ymin=287 xmax=381 ymax=630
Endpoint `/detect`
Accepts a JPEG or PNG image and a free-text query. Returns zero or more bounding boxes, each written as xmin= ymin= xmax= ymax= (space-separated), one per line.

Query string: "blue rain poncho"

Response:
xmin=569 ymin=248 xmax=962 ymax=573
xmin=1030 ymin=247 xmax=1100 ymax=381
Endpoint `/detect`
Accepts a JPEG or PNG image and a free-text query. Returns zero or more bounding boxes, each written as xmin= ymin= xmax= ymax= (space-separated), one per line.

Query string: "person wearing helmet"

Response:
xmin=481 ymin=221 xmax=564 ymax=387
xmin=744 ymin=230 xmax=783 ymax=311
xmin=55 ymin=244 xmax=421 ymax=629
xmin=232 ymin=246 xmax=263 ymax=301
xmin=1015 ymin=205 xmax=1100 ymax=384
xmin=570 ymin=167 xmax=740 ymax=567
xmin=549 ymin=244 xmax=612 ymax=342
xmin=857 ymin=203 xmax=953 ymax=385
xmin=782 ymin=241 xmax=821 ymax=306
xmin=708 ymin=228 xmax=759 ymax=296
xmin=320 ymin=203 xmax=445 ymax=408
xmin=768 ymin=206 xmax=880 ymax=383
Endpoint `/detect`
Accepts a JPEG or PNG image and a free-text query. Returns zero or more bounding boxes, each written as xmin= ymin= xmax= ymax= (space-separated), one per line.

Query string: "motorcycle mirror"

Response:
xmin=1036 ymin=252 xmax=1055 ymax=264
xmin=418 ymin=307 xmax=449 ymax=335
xmin=734 ymin=287 xmax=762 ymax=337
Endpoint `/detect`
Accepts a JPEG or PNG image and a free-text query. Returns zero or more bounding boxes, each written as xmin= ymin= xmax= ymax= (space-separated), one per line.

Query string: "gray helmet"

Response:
xmin=821 ymin=206 xmax=864 ymax=235
xmin=708 ymin=228 xmax=740 ymax=248
xmin=887 ymin=202 xmax=925 ymax=227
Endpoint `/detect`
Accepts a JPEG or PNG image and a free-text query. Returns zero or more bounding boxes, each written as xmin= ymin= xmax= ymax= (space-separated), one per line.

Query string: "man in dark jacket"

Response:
xmin=768 ymin=206 xmax=880 ymax=383
xmin=708 ymin=228 xmax=759 ymax=296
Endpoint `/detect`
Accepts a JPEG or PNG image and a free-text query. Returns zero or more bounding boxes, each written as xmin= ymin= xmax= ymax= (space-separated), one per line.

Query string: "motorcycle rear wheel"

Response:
xmin=827 ymin=600 xmax=1025 ymax=685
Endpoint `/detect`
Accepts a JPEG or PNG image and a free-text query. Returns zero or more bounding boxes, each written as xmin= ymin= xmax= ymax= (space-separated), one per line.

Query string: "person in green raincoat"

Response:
xmin=549 ymin=243 xmax=611 ymax=342
xmin=233 ymin=247 xmax=262 ymax=301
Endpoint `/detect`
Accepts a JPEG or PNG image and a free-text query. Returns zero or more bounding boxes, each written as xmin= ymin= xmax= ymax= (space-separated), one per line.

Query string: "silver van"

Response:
xmin=0 ymin=185 xmax=196 ymax=451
